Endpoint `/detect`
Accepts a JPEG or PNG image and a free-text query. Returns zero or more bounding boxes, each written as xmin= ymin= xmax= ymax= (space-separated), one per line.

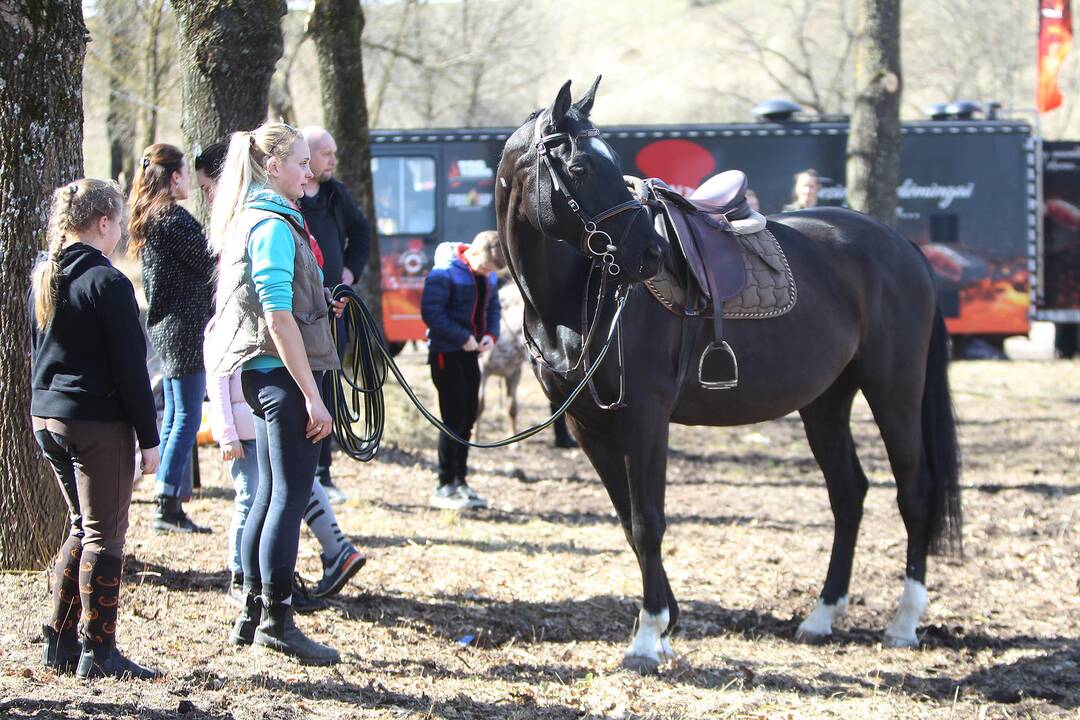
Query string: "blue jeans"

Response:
xmin=228 ymin=440 xmax=260 ymax=574
xmin=157 ymin=372 xmax=206 ymax=498
xmin=240 ymin=367 xmax=323 ymax=596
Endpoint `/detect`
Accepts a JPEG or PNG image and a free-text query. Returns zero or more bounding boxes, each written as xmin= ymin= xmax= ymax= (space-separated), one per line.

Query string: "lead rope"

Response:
xmin=328 ymin=283 xmax=629 ymax=461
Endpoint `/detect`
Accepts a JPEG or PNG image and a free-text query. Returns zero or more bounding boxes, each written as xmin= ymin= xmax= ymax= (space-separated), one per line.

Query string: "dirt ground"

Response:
xmin=1 ymin=353 xmax=1077 ymax=719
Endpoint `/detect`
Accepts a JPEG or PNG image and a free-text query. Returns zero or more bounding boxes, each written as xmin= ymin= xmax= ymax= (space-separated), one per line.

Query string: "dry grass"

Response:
xmin=1 ymin=354 xmax=1077 ymax=719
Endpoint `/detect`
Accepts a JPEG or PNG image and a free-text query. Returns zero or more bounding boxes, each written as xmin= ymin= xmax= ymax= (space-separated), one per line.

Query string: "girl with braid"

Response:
xmin=129 ymin=144 xmax=215 ymax=533
xmin=30 ymin=179 xmax=160 ymax=679
xmin=205 ymin=123 xmax=346 ymax=665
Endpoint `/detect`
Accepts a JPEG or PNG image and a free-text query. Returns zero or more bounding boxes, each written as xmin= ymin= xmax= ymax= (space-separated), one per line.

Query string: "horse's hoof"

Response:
xmin=656 ymin=636 xmax=678 ymax=663
xmin=883 ymin=631 xmax=919 ymax=648
xmin=620 ymin=654 xmax=661 ymax=675
xmin=794 ymin=627 xmax=831 ymax=645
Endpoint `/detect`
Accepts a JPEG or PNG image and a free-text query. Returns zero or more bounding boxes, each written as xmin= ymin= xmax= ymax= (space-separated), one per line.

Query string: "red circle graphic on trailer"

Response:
xmin=634 ymin=139 xmax=716 ymax=196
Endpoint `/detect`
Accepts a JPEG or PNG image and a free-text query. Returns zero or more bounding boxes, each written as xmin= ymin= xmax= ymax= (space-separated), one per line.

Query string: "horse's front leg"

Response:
xmin=569 ymin=410 xmax=677 ymax=673
xmin=620 ymin=408 xmax=676 ymax=673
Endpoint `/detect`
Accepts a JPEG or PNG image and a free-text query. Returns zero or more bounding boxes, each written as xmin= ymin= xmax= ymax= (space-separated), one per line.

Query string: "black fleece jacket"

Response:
xmin=297 ymin=177 xmax=372 ymax=288
xmin=139 ymin=203 xmax=214 ymax=377
xmin=29 ymin=243 xmax=159 ymax=449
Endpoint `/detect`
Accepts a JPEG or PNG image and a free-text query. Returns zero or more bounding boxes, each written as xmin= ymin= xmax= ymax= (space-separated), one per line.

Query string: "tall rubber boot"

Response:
xmin=76 ymin=637 xmax=160 ymax=680
xmin=75 ymin=552 xmax=159 ymax=680
xmin=42 ymin=624 xmax=81 ymax=672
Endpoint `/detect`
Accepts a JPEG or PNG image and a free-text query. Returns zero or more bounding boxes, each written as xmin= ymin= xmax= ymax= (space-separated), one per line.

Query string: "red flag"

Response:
xmin=1037 ymin=0 xmax=1073 ymax=113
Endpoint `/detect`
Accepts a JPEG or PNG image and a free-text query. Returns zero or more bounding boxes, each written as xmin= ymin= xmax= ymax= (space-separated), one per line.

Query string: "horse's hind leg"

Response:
xmin=796 ymin=378 xmax=867 ymax=642
xmin=862 ymin=376 xmax=932 ymax=647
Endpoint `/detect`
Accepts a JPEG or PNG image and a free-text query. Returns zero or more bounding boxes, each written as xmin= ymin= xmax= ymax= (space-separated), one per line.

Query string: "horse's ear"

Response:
xmin=573 ymin=75 xmax=602 ymax=117
xmin=545 ymin=80 xmax=573 ymax=131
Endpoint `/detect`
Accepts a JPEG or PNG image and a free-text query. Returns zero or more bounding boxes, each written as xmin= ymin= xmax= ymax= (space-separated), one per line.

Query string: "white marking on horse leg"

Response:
xmin=884 ymin=578 xmax=927 ymax=647
xmin=626 ymin=608 xmax=669 ymax=663
xmin=656 ymin=634 xmax=677 ymax=662
xmin=796 ymin=595 xmax=849 ymax=639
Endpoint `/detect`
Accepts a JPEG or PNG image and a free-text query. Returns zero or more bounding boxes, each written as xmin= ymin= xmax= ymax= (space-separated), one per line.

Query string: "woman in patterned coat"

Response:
xmin=128 ymin=143 xmax=215 ymax=533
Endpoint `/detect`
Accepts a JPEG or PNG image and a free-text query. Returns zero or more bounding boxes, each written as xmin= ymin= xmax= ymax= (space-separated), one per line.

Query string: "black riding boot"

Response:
xmin=76 ymin=637 xmax=160 ymax=680
xmin=42 ymin=624 xmax=81 ymax=672
xmin=153 ymin=495 xmax=210 ymax=534
xmin=229 ymin=583 xmax=262 ymax=646
xmin=253 ymin=592 xmax=340 ymax=665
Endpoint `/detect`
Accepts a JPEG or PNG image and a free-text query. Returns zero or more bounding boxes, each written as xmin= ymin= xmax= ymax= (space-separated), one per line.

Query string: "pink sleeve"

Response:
xmin=206 ymin=372 xmax=239 ymax=445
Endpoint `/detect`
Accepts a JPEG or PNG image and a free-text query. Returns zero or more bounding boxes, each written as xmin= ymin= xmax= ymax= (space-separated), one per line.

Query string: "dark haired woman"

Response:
xmin=194 ymin=142 xmax=228 ymax=204
xmin=31 ymin=178 xmax=160 ymax=679
xmin=128 ymin=143 xmax=215 ymax=533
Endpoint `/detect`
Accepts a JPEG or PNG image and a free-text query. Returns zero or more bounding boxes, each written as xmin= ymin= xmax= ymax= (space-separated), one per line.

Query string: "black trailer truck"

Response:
xmin=370 ymin=116 xmax=1037 ymax=347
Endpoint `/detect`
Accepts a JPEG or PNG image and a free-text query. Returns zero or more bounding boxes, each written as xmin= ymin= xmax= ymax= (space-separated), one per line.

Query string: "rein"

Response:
xmin=328 ymin=284 xmax=630 ymax=459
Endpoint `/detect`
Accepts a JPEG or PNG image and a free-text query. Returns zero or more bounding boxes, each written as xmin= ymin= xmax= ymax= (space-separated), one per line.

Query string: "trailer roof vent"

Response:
xmin=752 ymin=99 xmax=803 ymax=122
xmin=944 ymin=100 xmax=981 ymax=120
xmin=924 ymin=102 xmax=951 ymax=120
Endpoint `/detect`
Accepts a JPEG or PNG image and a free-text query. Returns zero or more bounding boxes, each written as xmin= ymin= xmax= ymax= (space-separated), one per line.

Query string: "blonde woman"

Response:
xmin=30 ymin=179 xmax=160 ymax=679
xmin=128 ymin=143 xmax=214 ymax=534
xmin=205 ymin=123 xmax=345 ymax=665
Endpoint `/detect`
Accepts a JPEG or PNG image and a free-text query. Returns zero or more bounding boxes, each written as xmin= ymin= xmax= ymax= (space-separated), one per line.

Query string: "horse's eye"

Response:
xmin=568 ymin=163 xmax=587 ymax=178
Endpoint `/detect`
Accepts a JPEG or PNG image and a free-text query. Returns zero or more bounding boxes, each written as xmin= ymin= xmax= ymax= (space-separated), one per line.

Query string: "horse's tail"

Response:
xmin=923 ymin=305 xmax=963 ymax=557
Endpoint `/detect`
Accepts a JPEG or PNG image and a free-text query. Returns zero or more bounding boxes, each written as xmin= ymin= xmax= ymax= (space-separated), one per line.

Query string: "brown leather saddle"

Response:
xmin=633 ymin=171 xmax=775 ymax=390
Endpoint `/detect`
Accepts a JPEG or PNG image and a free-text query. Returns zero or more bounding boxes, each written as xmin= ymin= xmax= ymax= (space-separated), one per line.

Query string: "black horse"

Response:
xmin=495 ymin=78 xmax=961 ymax=672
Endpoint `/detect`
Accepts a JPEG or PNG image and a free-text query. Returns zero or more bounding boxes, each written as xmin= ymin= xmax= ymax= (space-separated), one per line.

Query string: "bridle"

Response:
xmin=520 ymin=121 xmax=650 ymax=410
xmin=534 ymin=126 xmax=646 ymax=276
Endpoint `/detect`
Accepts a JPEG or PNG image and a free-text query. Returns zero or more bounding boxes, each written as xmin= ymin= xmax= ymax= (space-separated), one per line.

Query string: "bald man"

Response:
xmin=298 ymin=126 xmax=374 ymax=504
xmin=299 ymin=126 xmax=372 ymax=288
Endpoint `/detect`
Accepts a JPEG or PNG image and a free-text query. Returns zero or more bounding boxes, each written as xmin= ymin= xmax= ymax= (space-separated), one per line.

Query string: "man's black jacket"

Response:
xmin=298 ymin=177 xmax=373 ymax=287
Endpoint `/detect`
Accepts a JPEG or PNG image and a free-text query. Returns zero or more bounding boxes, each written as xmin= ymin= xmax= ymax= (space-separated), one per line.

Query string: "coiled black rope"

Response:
xmin=328 ymin=284 xmax=627 ymax=461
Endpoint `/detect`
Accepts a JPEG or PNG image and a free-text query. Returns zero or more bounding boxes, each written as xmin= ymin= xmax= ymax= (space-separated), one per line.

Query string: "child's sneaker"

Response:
xmin=456 ymin=481 xmax=489 ymax=509
xmin=431 ymin=482 xmax=471 ymax=510
xmin=311 ymin=546 xmax=367 ymax=598
xmin=291 ymin=573 xmax=329 ymax=614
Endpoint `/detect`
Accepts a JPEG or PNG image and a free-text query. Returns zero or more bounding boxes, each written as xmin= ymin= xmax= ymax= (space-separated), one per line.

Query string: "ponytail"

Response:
xmin=33 ymin=179 xmax=125 ymax=329
xmin=209 ymin=123 xmax=302 ymax=256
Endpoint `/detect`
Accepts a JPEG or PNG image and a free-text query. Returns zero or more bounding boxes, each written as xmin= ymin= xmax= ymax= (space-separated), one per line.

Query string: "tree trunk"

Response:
xmin=0 ymin=1 xmax=87 ymax=570
xmin=173 ymin=0 xmax=286 ymax=219
xmin=309 ymin=0 xmax=382 ymax=332
xmin=103 ymin=0 xmax=138 ymax=190
xmin=140 ymin=0 xmax=168 ymax=152
xmin=845 ymin=0 xmax=901 ymax=227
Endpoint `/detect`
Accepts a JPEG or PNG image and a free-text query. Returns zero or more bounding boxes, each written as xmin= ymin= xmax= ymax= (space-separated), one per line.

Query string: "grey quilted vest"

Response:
xmin=205 ymin=208 xmax=340 ymax=375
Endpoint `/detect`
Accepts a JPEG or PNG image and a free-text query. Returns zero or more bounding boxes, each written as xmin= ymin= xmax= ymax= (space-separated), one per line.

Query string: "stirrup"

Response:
xmin=698 ymin=341 xmax=738 ymax=390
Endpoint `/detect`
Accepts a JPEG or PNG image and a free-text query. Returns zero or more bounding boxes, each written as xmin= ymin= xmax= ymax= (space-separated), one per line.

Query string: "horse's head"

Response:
xmin=496 ymin=77 xmax=664 ymax=283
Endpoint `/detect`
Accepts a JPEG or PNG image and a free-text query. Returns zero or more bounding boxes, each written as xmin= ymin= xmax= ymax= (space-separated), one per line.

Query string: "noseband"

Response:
xmin=535 ymin=127 xmax=645 ymax=276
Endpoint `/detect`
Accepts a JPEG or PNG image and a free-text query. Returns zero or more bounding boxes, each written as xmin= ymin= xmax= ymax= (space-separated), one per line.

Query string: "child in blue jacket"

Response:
xmin=421 ymin=230 xmax=505 ymax=509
